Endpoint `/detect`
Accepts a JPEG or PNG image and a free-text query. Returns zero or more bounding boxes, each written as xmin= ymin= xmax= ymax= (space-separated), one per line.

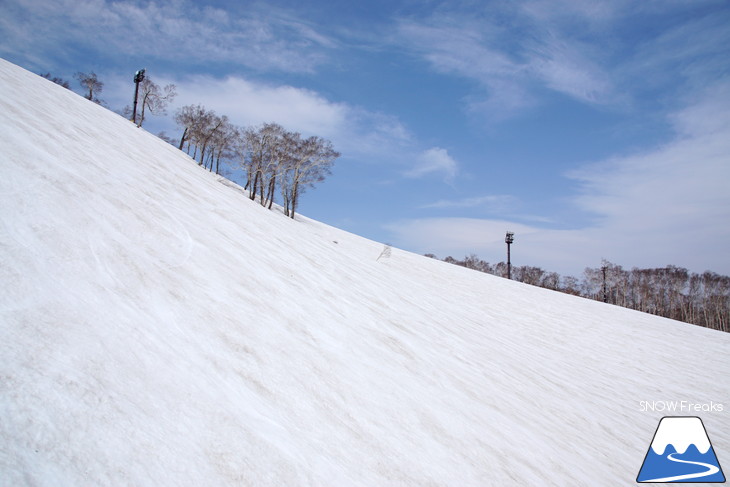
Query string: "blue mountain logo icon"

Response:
xmin=637 ymin=416 xmax=726 ymax=483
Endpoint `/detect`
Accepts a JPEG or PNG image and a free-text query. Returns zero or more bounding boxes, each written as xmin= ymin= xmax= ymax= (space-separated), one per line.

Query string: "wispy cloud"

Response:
xmin=0 ymin=0 xmax=336 ymax=73
xmin=395 ymin=19 xmax=533 ymax=115
xmin=394 ymin=2 xmax=728 ymax=119
xmin=419 ymin=195 xmax=515 ymax=211
xmin=524 ymin=33 xmax=614 ymax=105
xmin=394 ymin=7 xmax=618 ymax=117
xmin=519 ymin=0 xmax=625 ymax=24
xmin=622 ymin=8 xmax=730 ymax=98
xmin=405 ymin=147 xmax=458 ymax=181
xmin=173 ymin=75 xmax=348 ymax=137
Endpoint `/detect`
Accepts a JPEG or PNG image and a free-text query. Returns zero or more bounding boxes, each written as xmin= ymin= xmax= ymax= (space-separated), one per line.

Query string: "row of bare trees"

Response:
xmin=40 ymin=70 xmax=176 ymax=129
xmin=582 ymin=262 xmax=728 ymax=332
xmin=41 ymin=71 xmax=103 ymax=103
xmin=175 ymin=104 xmax=232 ymax=174
xmin=175 ymin=105 xmax=339 ymax=218
xmin=40 ymin=72 xmax=71 ymax=89
xmin=39 ymin=70 xmax=338 ymax=218
xmin=429 ymin=254 xmax=729 ymax=332
xmin=434 ymin=254 xmax=566 ymax=292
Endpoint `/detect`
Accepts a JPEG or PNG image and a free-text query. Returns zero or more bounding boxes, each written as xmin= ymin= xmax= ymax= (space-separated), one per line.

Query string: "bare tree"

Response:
xmin=156 ymin=131 xmax=176 ymax=145
xmin=230 ymin=126 xmax=252 ymax=184
xmin=74 ymin=71 xmax=103 ymax=103
xmin=176 ymin=117 xmax=340 ymax=215
xmin=493 ymin=261 xmax=509 ymax=278
xmin=462 ymin=254 xmax=492 ymax=273
xmin=174 ymin=104 xmax=217 ymax=160
xmin=561 ymin=275 xmax=581 ymax=295
xmin=175 ymin=104 xmax=207 ymax=152
xmin=39 ymin=73 xmax=70 ymax=89
xmin=208 ymin=120 xmax=238 ymax=175
xmin=697 ymin=271 xmax=729 ymax=332
xmin=280 ymin=134 xmax=340 ymax=218
xmin=135 ymin=77 xmax=176 ymax=127
xmin=196 ymin=114 xmax=227 ymax=170
xmin=229 ymin=124 xmax=340 ymax=213
xmin=432 ymin=252 xmax=728 ymax=332
xmin=242 ymin=123 xmax=287 ymax=206
xmin=515 ymin=265 xmax=545 ymax=286
xmin=540 ymin=271 xmax=560 ymax=290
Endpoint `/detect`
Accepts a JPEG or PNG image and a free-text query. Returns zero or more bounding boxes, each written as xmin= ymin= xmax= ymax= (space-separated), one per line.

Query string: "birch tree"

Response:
xmin=241 ymin=123 xmax=287 ymax=207
xmin=135 ymin=77 xmax=177 ymax=127
xmin=74 ymin=71 xmax=103 ymax=103
xmin=280 ymin=134 xmax=340 ymax=218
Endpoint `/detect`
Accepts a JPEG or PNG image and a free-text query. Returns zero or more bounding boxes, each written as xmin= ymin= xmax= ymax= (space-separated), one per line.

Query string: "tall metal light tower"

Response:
xmin=505 ymin=231 xmax=514 ymax=279
xmin=132 ymin=68 xmax=146 ymax=125
xmin=601 ymin=264 xmax=608 ymax=303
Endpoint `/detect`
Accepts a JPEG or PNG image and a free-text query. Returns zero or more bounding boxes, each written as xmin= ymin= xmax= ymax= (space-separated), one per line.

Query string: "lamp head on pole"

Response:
xmin=134 ymin=69 xmax=146 ymax=83
xmin=505 ymin=231 xmax=514 ymax=245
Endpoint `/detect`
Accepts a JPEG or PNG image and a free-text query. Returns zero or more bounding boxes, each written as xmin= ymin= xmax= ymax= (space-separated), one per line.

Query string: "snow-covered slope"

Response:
xmin=1 ymin=58 xmax=728 ymax=486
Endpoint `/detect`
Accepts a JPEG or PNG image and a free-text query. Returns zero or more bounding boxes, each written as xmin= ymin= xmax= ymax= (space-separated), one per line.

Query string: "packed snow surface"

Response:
xmin=1 ymin=58 xmax=728 ymax=486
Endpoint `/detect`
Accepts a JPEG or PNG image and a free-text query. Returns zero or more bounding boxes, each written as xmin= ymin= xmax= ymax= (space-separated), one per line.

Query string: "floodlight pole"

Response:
xmin=132 ymin=68 xmax=146 ymax=125
xmin=505 ymin=231 xmax=514 ymax=280
xmin=601 ymin=265 xmax=608 ymax=303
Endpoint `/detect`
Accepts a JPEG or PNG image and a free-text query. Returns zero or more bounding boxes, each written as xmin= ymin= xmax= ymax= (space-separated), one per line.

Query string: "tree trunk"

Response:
xmin=138 ymin=93 xmax=149 ymax=127
xmin=199 ymin=143 xmax=207 ymax=166
xmin=250 ymin=172 xmax=259 ymax=200
xmin=266 ymin=175 xmax=276 ymax=209
xmin=178 ymin=127 xmax=188 ymax=150
xmin=290 ymin=181 xmax=299 ymax=219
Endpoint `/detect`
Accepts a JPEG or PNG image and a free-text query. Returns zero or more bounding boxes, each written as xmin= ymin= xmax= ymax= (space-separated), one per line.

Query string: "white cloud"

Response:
xmin=567 ymin=82 xmax=730 ymax=242
xmin=405 ymin=147 xmax=458 ymax=181
xmin=174 ymin=76 xmax=348 ymax=138
xmin=669 ymin=82 xmax=730 ymax=138
xmin=419 ymin=195 xmax=515 ymax=210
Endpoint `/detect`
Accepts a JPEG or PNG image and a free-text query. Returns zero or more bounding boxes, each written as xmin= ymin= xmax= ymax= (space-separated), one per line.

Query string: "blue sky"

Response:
xmin=2 ymin=0 xmax=729 ymax=276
